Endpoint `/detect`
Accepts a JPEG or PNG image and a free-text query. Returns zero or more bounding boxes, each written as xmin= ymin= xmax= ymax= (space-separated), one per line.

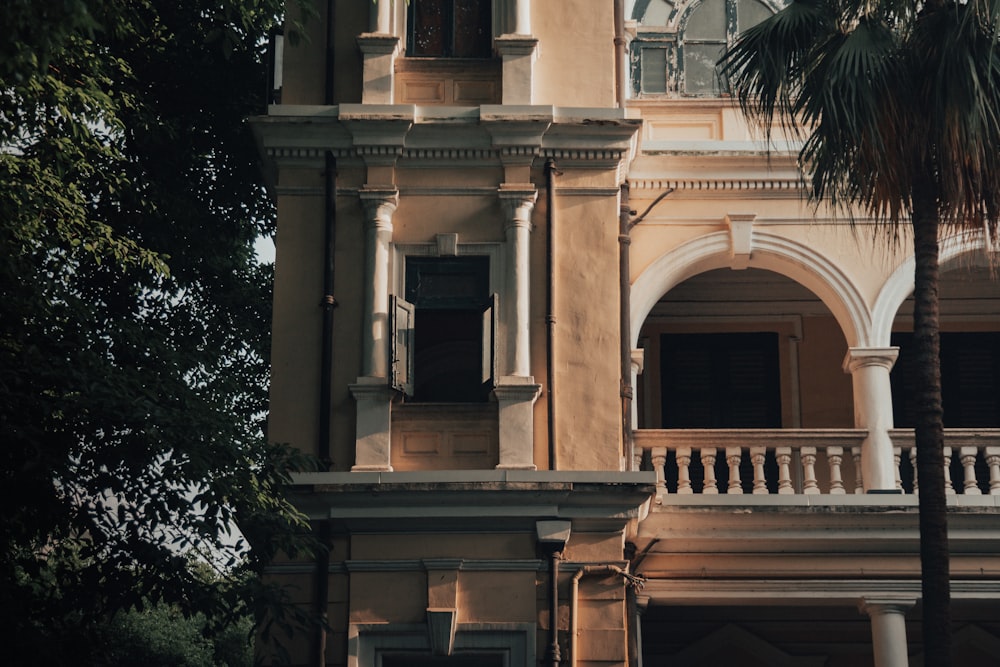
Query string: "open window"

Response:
xmin=391 ymin=256 xmax=497 ymax=403
xmin=407 ymin=0 xmax=493 ymax=58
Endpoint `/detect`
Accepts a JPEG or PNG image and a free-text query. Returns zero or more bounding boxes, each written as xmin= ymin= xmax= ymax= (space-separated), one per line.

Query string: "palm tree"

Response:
xmin=718 ymin=0 xmax=1000 ymax=664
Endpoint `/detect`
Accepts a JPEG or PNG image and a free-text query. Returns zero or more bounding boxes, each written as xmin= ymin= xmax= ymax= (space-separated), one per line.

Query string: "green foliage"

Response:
xmin=0 ymin=1 xmax=318 ymax=662
xmin=718 ymin=0 xmax=1000 ymax=237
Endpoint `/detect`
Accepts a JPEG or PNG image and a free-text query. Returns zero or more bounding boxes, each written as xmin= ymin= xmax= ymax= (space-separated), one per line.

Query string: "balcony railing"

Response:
xmin=633 ymin=428 xmax=1000 ymax=500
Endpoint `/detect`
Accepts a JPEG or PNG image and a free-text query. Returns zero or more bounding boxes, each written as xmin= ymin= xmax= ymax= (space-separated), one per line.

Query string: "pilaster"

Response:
xmin=499 ymin=185 xmax=538 ymax=377
xmin=495 ymin=36 xmax=538 ymax=105
xmin=494 ymin=376 xmax=542 ymax=470
xmin=349 ymin=379 xmax=394 ymax=472
xmin=357 ymin=34 xmax=400 ymax=105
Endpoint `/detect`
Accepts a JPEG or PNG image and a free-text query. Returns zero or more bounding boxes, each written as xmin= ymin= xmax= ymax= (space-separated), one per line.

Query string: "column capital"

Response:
xmin=359 ymin=187 xmax=399 ymax=227
xmin=843 ymin=346 xmax=900 ymax=374
xmin=630 ymin=348 xmax=645 ymax=375
xmin=499 ymin=184 xmax=538 ymax=227
xmin=858 ymin=596 xmax=917 ymax=617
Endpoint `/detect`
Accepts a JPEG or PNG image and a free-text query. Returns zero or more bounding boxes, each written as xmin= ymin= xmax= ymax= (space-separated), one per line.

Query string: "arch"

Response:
xmin=871 ymin=230 xmax=989 ymax=348
xmin=630 ymin=231 xmax=871 ymax=347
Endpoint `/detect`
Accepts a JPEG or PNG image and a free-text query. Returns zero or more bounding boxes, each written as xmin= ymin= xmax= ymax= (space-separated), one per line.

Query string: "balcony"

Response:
xmin=634 ymin=428 xmax=1000 ymax=504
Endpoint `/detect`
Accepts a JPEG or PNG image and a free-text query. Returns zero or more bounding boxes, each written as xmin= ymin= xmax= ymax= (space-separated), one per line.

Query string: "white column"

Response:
xmin=359 ymin=189 xmax=398 ymax=379
xmin=513 ymin=0 xmax=532 ymax=35
xmin=859 ymin=598 xmax=915 ymax=667
xmin=374 ymin=0 xmax=391 ymax=33
xmin=351 ymin=189 xmax=398 ymax=473
xmin=499 ymin=186 xmax=537 ymax=377
xmin=495 ymin=186 xmax=540 ymax=471
xmin=844 ymin=347 xmax=900 ymax=492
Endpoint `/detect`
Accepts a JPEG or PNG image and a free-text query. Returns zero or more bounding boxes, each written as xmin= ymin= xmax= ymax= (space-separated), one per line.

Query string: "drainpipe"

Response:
xmin=613 ymin=0 xmax=627 ymax=108
xmin=619 ymin=183 xmax=633 ymax=469
xmin=569 ymin=565 xmax=645 ymax=667
xmin=312 ymin=3 xmax=337 ymax=665
xmin=545 ymin=159 xmax=561 ymax=470
xmin=620 ymin=188 xmax=673 ymax=469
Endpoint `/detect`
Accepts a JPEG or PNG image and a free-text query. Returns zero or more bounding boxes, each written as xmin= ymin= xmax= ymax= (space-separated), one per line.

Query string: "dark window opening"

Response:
xmin=659 ymin=332 xmax=782 ymax=493
xmin=408 ymin=0 xmax=493 ymax=58
xmin=660 ymin=332 xmax=782 ymax=428
xmin=890 ymin=331 xmax=1000 ymax=428
xmin=391 ymin=256 xmax=496 ymax=403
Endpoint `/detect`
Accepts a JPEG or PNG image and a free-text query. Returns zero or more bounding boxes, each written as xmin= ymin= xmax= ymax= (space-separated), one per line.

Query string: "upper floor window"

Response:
xmin=407 ymin=0 xmax=493 ymax=58
xmin=391 ymin=256 xmax=497 ymax=403
xmin=631 ymin=0 xmax=779 ymax=96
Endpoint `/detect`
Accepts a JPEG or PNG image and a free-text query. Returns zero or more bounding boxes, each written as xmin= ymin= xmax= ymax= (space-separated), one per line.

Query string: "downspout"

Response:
xmin=619 ymin=183 xmax=633 ymax=469
xmin=614 ymin=0 xmax=627 ymax=108
xmin=313 ymin=2 xmax=337 ymax=666
xmin=545 ymin=159 xmax=561 ymax=470
xmin=547 ymin=548 xmax=563 ymax=667
xmin=569 ymin=565 xmax=646 ymax=667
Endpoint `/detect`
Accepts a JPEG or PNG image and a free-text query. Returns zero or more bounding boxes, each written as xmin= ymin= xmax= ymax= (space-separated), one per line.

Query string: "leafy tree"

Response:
xmin=719 ymin=0 xmax=1000 ymax=663
xmin=0 ymin=1 xmax=315 ymax=662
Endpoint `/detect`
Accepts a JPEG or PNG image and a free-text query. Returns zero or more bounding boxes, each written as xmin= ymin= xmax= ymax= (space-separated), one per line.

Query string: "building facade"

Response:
xmin=252 ymin=2 xmax=1000 ymax=666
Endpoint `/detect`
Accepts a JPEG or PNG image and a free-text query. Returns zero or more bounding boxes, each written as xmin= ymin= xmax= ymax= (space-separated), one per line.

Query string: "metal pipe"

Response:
xmin=312 ymin=4 xmax=337 ymax=665
xmin=613 ymin=0 xmax=627 ymax=108
xmin=545 ymin=159 xmax=561 ymax=470
xmin=619 ymin=182 xmax=633 ymax=469
xmin=547 ymin=549 xmax=563 ymax=667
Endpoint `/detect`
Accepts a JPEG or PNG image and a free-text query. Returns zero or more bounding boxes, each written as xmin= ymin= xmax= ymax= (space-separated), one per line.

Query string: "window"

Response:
xmin=660 ymin=332 xmax=782 ymax=427
xmin=683 ymin=0 xmax=772 ymax=95
xmin=890 ymin=331 xmax=1000 ymax=428
xmin=631 ymin=0 xmax=777 ymax=96
xmin=408 ymin=0 xmax=493 ymax=58
xmin=391 ymin=256 xmax=497 ymax=403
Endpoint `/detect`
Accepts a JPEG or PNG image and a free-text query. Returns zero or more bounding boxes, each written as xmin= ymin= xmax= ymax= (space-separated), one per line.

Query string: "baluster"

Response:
xmin=725 ymin=446 xmax=743 ymax=495
xmin=910 ymin=447 xmax=919 ymax=494
xmin=985 ymin=447 xmax=1000 ymax=495
xmin=893 ymin=446 xmax=903 ymax=491
xmin=944 ymin=447 xmax=955 ymax=495
xmin=827 ymin=446 xmax=845 ymax=495
xmin=632 ymin=446 xmax=644 ymax=473
xmin=700 ymin=448 xmax=719 ymax=494
xmin=960 ymin=446 xmax=981 ymax=495
xmin=676 ymin=446 xmax=693 ymax=494
xmin=776 ymin=446 xmax=794 ymax=494
xmin=651 ymin=447 xmax=667 ymax=504
xmin=852 ymin=447 xmax=863 ymax=494
xmin=750 ymin=446 xmax=768 ymax=494
xmin=801 ymin=446 xmax=819 ymax=495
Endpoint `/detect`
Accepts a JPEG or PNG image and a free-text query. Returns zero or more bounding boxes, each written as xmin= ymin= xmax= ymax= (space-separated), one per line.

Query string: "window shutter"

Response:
xmin=481 ymin=293 xmax=498 ymax=390
xmin=390 ymin=295 xmax=415 ymax=396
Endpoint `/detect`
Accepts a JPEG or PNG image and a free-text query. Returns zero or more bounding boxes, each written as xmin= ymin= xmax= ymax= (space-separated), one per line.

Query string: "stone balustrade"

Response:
xmin=633 ymin=428 xmax=1000 ymax=500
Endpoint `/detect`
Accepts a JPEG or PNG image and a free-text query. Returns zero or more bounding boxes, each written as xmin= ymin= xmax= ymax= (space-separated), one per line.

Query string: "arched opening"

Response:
xmin=635 ymin=268 xmax=857 ymax=493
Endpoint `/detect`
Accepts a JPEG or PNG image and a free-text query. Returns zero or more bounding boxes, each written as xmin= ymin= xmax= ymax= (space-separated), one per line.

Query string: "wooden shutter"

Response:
xmin=481 ymin=293 xmax=498 ymax=390
xmin=390 ymin=295 xmax=415 ymax=396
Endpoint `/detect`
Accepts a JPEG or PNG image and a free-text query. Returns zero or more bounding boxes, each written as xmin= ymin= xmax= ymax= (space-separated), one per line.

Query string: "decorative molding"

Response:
xmin=630 ymin=178 xmax=804 ymax=193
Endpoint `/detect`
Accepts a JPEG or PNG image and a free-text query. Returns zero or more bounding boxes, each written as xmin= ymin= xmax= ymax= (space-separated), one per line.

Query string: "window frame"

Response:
xmin=406 ymin=0 xmax=494 ymax=59
xmin=390 ymin=243 xmax=505 ymax=403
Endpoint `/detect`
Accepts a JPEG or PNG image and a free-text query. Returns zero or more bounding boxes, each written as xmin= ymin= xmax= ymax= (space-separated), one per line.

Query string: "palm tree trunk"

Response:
xmin=911 ymin=174 xmax=950 ymax=667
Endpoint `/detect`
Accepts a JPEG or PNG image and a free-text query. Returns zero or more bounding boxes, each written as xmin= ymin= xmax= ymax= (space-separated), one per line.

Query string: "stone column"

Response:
xmin=843 ymin=347 xmax=900 ymax=492
xmin=499 ymin=185 xmax=537 ymax=377
xmin=859 ymin=598 xmax=915 ymax=667
xmin=513 ymin=0 xmax=532 ymax=35
xmin=359 ymin=189 xmax=398 ymax=379
xmin=350 ymin=188 xmax=398 ymax=473
xmin=495 ymin=185 xmax=540 ymax=470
